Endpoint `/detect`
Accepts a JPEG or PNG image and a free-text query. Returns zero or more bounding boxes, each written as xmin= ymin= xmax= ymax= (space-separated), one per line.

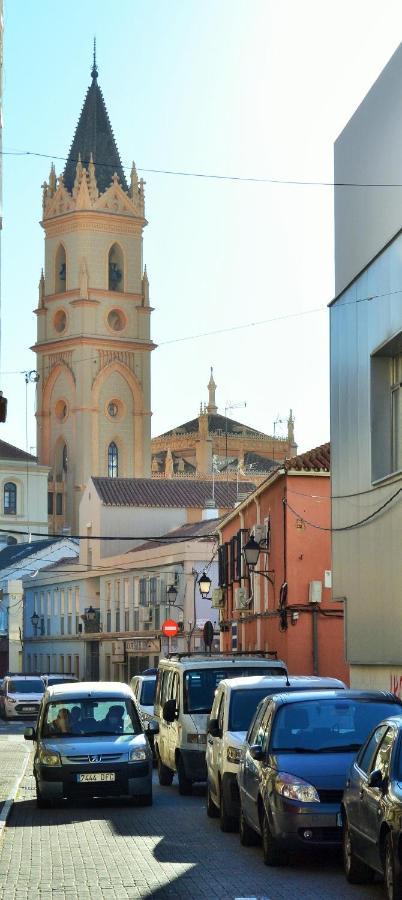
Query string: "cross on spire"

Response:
xmin=91 ymin=37 xmax=98 ymax=81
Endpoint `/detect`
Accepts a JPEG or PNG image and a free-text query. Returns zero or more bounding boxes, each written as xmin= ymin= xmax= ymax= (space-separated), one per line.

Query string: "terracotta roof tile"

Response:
xmin=92 ymin=477 xmax=256 ymax=508
xmin=284 ymin=442 xmax=330 ymax=473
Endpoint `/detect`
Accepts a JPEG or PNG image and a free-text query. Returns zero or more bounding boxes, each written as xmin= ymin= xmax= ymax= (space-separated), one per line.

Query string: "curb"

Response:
xmin=0 ymin=752 xmax=31 ymax=839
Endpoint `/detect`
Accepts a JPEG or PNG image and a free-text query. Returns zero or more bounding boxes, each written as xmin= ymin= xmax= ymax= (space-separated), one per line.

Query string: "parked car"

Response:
xmin=154 ymin=653 xmax=288 ymax=795
xmin=41 ymin=674 xmax=80 ymax=689
xmin=24 ymin=681 xmax=159 ymax=808
xmin=342 ymin=714 xmax=402 ymax=899
xmin=0 ymin=675 xmax=44 ymax=720
xmin=237 ymin=690 xmax=402 ymax=865
xmin=206 ymin=674 xmax=346 ymax=831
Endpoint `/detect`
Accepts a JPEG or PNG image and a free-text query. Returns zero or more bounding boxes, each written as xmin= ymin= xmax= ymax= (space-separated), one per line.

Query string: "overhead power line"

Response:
xmin=5 ymin=147 xmax=402 ymax=188
xmin=0 ymin=525 xmax=219 ymax=543
xmin=285 ymin=487 xmax=402 ymax=532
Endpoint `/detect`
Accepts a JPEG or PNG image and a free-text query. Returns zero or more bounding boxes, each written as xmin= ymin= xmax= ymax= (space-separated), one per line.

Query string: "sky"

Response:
xmin=1 ymin=0 xmax=402 ymax=457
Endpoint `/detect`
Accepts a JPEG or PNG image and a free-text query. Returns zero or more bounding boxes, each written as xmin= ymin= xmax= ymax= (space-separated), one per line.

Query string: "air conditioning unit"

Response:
xmin=234 ymin=587 xmax=250 ymax=610
xmin=211 ymin=588 xmax=225 ymax=609
xmin=252 ymin=523 xmax=267 ymax=544
xmin=309 ymin=581 xmax=322 ymax=604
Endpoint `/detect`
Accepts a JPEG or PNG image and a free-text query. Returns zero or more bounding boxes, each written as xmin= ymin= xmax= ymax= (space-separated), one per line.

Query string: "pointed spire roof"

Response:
xmin=63 ymin=52 xmax=128 ymax=195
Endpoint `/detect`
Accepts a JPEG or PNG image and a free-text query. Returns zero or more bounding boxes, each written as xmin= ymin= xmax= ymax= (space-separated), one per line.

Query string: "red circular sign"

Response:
xmin=162 ymin=618 xmax=179 ymax=637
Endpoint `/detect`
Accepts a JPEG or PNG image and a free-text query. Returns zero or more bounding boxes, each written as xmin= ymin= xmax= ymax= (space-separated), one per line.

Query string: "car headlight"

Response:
xmin=129 ymin=749 xmax=148 ymax=761
xmin=226 ymin=746 xmax=241 ymax=764
xmin=7 ymin=697 xmax=17 ymax=704
xmin=274 ymin=772 xmax=319 ymax=803
xmin=187 ymin=733 xmax=207 ymax=745
xmin=39 ymin=749 xmax=61 ymax=767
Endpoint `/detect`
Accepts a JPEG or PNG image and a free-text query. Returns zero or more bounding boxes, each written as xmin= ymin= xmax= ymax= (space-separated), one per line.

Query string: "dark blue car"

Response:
xmin=237 ymin=690 xmax=402 ymax=866
xmin=342 ymin=714 xmax=402 ymax=900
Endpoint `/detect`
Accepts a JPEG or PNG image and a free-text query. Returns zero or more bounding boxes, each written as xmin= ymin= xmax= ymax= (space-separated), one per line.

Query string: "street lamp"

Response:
xmin=198 ymin=572 xmax=211 ymax=598
xmin=31 ymin=611 xmax=39 ymax=635
xmin=85 ymin=606 xmax=96 ymax=622
xmin=243 ymin=535 xmax=261 ymax=569
xmin=166 ymin=584 xmax=178 ymax=606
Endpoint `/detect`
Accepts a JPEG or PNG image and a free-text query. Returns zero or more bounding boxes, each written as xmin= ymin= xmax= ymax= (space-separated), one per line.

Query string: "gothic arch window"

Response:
xmin=108 ymin=243 xmax=124 ymax=292
xmin=55 ymin=244 xmax=67 ymax=293
xmin=108 ymin=442 xmax=118 ymax=478
xmin=55 ymin=441 xmax=68 ymax=480
xmin=62 ymin=443 xmax=68 ymax=473
xmin=4 ymin=482 xmax=17 ymax=515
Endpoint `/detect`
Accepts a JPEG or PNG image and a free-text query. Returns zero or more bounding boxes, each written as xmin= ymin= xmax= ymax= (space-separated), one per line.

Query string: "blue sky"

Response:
xmin=2 ymin=0 xmax=402 ymax=455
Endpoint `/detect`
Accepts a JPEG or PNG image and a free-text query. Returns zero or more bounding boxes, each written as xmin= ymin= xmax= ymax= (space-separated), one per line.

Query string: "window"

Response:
xmin=56 ymin=493 xmax=63 ymax=515
xmin=139 ymin=579 xmax=148 ymax=607
xmin=48 ymin=492 xmax=54 ymax=515
xmin=150 ymin=578 xmax=158 ymax=607
xmin=124 ymin=579 xmax=129 ymax=631
xmin=108 ymin=442 xmax=118 ymax=478
xmin=55 ymin=244 xmax=67 ymax=293
xmin=108 ymin=243 xmax=124 ymax=292
xmin=4 ymin=482 xmax=16 ymax=515
xmin=371 ymin=728 xmax=395 ymax=779
xmin=62 ymin=444 xmax=68 ymax=473
xmin=371 ymin=335 xmax=402 ymax=480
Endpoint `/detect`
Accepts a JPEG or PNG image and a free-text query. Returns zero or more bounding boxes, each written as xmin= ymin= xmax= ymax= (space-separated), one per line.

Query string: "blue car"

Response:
xmin=237 ymin=689 xmax=402 ymax=865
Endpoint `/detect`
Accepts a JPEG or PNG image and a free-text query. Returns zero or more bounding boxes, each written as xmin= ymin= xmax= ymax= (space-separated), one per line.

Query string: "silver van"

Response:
xmin=24 ymin=681 xmax=158 ymax=807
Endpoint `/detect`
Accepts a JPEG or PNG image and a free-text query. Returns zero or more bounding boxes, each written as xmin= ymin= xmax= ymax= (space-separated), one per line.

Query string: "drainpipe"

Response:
xmin=312 ymin=605 xmax=319 ymax=675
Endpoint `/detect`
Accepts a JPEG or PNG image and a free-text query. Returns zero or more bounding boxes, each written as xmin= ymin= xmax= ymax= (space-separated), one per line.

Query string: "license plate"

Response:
xmin=22 ymin=707 xmax=36 ymax=713
xmin=77 ymin=773 xmax=116 ymax=783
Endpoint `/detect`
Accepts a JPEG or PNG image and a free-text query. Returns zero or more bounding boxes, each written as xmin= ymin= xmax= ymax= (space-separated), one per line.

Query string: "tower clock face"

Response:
xmin=107 ymin=309 xmax=125 ymax=332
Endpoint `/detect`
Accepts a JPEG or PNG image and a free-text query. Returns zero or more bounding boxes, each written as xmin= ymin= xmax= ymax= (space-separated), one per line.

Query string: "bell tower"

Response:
xmin=33 ymin=54 xmax=154 ymax=533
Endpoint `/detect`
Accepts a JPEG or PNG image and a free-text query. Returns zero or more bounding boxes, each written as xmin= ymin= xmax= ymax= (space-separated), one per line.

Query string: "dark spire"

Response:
xmin=63 ymin=56 xmax=128 ymax=195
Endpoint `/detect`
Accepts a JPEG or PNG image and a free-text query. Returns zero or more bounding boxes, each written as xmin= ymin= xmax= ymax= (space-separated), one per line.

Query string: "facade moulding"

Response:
xmin=32 ymin=336 xmax=157 ymax=354
xmin=42 ymin=214 xmax=146 ymax=236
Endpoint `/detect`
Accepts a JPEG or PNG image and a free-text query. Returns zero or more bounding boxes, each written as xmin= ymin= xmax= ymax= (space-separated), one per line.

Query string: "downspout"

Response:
xmin=312 ymin=605 xmax=319 ymax=675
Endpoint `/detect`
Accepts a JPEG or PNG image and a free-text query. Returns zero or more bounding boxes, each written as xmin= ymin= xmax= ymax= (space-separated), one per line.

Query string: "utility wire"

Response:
xmin=285 ymin=488 xmax=402 ymax=532
xmin=5 ymin=147 xmax=402 ymax=188
xmin=0 ymin=524 xmax=219 ymax=542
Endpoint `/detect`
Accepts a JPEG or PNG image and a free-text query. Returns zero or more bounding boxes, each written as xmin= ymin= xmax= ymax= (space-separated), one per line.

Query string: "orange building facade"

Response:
xmin=216 ymin=444 xmax=349 ymax=684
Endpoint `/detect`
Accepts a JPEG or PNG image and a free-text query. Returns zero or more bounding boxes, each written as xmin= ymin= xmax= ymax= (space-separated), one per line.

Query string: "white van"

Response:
xmin=206 ymin=674 xmax=346 ymax=831
xmin=153 ymin=653 xmax=288 ymax=795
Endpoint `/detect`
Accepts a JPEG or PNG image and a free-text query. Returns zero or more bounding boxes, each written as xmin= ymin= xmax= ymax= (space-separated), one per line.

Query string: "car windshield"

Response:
xmin=140 ymin=679 xmax=156 ymax=706
xmin=42 ymin=698 xmax=143 ymax=737
xmin=270 ymin=699 xmax=399 ymax=752
xmin=229 ymin=688 xmax=282 ymax=731
xmin=184 ymin=667 xmax=286 ymax=715
xmin=46 ymin=678 xmax=77 ymax=687
xmin=8 ymin=679 xmax=43 ymax=694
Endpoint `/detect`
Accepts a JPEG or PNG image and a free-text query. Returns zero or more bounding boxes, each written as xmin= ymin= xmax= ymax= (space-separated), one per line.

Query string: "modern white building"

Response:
xmin=331 ymin=43 xmax=402 ymax=694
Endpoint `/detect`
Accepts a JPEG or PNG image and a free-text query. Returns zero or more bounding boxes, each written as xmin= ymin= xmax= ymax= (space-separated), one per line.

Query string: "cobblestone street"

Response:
xmin=0 ymin=728 xmax=386 ymax=900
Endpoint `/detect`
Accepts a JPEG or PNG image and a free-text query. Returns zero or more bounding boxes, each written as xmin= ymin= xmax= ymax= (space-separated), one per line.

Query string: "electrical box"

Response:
xmin=211 ymin=588 xmax=225 ymax=609
xmin=253 ymin=523 xmax=267 ymax=544
xmin=309 ymin=581 xmax=322 ymax=604
xmin=234 ymin=587 xmax=249 ymax=610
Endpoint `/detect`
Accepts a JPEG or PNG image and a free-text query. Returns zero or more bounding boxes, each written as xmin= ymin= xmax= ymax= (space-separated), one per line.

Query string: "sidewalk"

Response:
xmin=0 ymin=736 xmax=31 ymax=818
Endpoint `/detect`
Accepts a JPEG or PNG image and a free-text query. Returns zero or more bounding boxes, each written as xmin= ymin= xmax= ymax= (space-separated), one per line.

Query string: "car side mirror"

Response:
xmin=208 ymin=718 xmax=221 ymax=738
xmin=24 ymin=727 xmax=35 ymax=741
xmin=368 ymin=768 xmax=384 ymax=790
xmin=249 ymin=744 xmax=264 ymax=761
xmin=147 ymin=719 xmax=159 ymax=735
xmin=163 ymin=699 xmax=177 ymax=723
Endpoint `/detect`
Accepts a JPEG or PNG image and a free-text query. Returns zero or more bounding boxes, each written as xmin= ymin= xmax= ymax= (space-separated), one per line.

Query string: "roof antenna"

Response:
xmin=91 ymin=36 xmax=98 ymax=81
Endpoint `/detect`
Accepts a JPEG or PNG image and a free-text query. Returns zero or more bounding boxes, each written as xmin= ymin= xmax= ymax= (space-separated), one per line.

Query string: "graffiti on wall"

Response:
xmin=390 ymin=674 xmax=402 ymax=698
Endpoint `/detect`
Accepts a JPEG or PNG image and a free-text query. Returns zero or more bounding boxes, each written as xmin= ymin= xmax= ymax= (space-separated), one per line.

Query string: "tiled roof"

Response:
xmin=64 ymin=68 xmax=128 ymax=194
xmin=0 ymin=539 xmax=61 ymax=571
xmin=284 ymin=442 xmax=330 ymax=473
xmin=131 ymin=517 xmax=221 ymax=553
xmin=0 ymin=440 xmax=37 ymax=463
xmin=92 ymin=477 xmax=256 ymax=508
xmin=156 ymin=413 xmax=270 ymax=440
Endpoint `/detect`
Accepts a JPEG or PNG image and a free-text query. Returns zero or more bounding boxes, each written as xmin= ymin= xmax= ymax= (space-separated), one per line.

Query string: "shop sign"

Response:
xmin=112 ymin=641 xmax=125 ymax=660
xmin=126 ymin=637 xmax=160 ymax=653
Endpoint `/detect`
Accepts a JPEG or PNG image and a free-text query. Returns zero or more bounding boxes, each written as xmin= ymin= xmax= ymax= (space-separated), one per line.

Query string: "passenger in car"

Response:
xmin=50 ymin=708 xmax=71 ymax=734
xmin=104 ymin=706 xmax=124 ymax=733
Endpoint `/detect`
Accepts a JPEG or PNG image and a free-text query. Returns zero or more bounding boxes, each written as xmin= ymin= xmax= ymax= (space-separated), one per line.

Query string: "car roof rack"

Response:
xmin=163 ymin=650 xmax=280 ymax=661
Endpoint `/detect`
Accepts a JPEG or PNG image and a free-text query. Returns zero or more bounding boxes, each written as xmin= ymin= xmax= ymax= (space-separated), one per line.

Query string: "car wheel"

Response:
xmin=239 ymin=806 xmax=258 ymax=846
xmin=219 ymin=781 xmax=237 ymax=832
xmin=177 ymin=755 xmax=192 ymax=796
xmin=384 ymin=832 xmax=402 ymax=900
xmin=261 ymin=808 xmax=286 ymax=866
xmin=136 ymin=792 xmax=153 ymax=807
xmin=343 ymin=817 xmax=374 ymax=884
xmin=157 ymin=754 xmax=174 ymax=786
xmin=35 ymin=778 xmax=51 ymax=810
xmin=206 ymin=783 xmax=219 ymax=818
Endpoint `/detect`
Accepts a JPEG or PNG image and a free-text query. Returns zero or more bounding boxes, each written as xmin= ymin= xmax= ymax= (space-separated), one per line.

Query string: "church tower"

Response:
xmin=33 ymin=54 xmax=154 ymax=533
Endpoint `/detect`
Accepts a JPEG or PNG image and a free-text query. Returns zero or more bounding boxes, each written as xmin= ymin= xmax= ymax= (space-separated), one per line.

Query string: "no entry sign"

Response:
xmin=162 ymin=619 xmax=179 ymax=637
